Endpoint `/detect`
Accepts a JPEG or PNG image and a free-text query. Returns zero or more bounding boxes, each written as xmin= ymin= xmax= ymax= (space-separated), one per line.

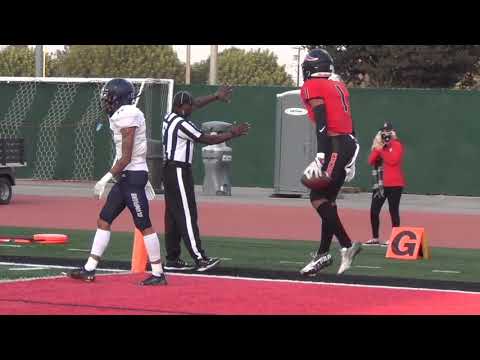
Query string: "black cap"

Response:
xmin=381 ymin=121 xmax=394 ymax=131
xmin=173 ymin=91 xmax=193 ymax=107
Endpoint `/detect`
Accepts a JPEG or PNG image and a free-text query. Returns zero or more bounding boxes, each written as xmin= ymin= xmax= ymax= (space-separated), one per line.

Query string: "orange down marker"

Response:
xmin=131 ymin=228 xmax=149 ymax=273
xmin=386 ymin=227 xmax=430 ymax=260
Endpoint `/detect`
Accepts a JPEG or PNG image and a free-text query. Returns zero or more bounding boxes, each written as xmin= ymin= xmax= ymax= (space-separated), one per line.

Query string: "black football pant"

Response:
xmin=370 ymin=186 xmax=403 ymax=239
xmin=309 ymin=135 xmax=359 ymax=254
xmin=163 ymin=162 xmax=207 ymax=262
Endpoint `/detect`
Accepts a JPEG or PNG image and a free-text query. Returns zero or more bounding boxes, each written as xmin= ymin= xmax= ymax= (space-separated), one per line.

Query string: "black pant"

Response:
xmin=310 ymin=134 xmax=359 ymax=203
xmin=370 ymin=187 xmax=403 ymax=238
xmin=163 ymin=162 xmax=206 ymax=262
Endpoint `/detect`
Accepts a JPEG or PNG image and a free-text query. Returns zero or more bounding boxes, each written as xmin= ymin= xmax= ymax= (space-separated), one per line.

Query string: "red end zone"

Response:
xmin=1 ymin=274 xmax=480 ymax=315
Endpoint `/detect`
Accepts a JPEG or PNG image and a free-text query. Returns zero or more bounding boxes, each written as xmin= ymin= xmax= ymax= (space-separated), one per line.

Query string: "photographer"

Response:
xmin=365 ymin=122 xmax=405 ymax=246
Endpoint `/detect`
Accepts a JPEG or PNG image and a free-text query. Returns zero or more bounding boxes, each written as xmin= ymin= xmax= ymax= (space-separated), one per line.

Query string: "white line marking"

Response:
xmin=0 ymin=262 xmax=127 ymax=273
xmin=168 ymin=272 xmax=480 ymax=296
xmin=9 ymin=267 xmax=51 ymax=271
xmin=432 ymin=270 xmax=461 ymax=274
xmin=220 ymin=258 xmax=232 ymax=261
xmin=280 ymin=261 xmax=304 ymax=265
xmin=67 ymin=248 xmax=89 ymax=252
xmin=354 ymin=266 xmax=382 ymax=269
xmin=0 ymin=272 xmax=131 ymax=284
xmin=0 ymin=245 xmax=22 ymax=248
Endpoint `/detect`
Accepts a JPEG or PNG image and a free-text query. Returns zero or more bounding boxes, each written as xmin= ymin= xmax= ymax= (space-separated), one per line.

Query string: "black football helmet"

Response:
xmin=302 ymin=48 xmax=335 ymax=81
xmin=101 ymin=78 xmax=136 ymax=116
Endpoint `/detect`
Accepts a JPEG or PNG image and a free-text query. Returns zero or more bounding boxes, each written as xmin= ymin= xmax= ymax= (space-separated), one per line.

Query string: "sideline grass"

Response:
xmin=1 ymin=226 xmax=480 ymax=283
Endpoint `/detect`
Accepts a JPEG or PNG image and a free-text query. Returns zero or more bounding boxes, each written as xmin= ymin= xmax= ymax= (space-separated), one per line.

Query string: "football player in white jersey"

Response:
xmin=68 ymin=78 xmax=166 ymax=286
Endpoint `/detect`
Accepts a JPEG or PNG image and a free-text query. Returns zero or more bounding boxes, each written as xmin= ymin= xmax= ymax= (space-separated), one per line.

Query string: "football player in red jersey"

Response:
xmin=299 ymin=48 xmax=362 ymax=276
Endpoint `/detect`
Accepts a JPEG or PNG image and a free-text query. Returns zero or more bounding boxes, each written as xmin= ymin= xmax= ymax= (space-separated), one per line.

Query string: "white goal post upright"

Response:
xmin=0 ymin=77 xmax=174 ymax=181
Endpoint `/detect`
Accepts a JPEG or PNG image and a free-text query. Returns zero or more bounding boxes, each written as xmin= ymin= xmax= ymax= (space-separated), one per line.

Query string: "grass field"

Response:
xmin=1 ymin=226 xmax=480 ymax=285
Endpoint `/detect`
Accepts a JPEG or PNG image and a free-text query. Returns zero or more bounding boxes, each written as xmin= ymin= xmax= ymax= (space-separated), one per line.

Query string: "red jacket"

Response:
xmin=368 ymin=139 xmax=406 ymax=187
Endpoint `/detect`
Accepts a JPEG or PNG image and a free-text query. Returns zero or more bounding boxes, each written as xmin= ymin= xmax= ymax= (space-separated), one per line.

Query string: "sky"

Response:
xmin=3 ymin=45 xmax=307 ymax=84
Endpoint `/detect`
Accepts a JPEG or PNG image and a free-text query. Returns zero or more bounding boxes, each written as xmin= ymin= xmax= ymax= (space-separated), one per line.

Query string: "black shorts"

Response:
xmin=99 ymin=170 xmax=152 ymax=230
xmin=310 ymin=134 xmax=358 ymax=203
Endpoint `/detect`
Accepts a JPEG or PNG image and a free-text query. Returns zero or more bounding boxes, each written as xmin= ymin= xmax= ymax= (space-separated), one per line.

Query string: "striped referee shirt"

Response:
xmin=162 ymin=112 xmax=203 ymax=164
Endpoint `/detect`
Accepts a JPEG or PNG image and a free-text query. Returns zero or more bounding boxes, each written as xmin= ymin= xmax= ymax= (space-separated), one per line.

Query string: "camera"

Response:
xmin=381 ymin=133 xmax=392 ymax=143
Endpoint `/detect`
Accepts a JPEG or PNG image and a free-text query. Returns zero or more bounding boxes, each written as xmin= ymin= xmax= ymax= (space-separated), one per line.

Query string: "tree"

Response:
xmin=48 ymin=45 xmax=185 ymax=82
xmin=191 ymin=47 xmax=294 ymax=86
xmin=0 ymin=46 xmax=36 ymax=76
xmin=304 ymin=45 xmax=480 ymax=89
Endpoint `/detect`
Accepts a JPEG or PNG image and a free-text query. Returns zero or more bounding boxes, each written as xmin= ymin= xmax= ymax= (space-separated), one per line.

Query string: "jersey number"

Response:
xmin=335 ymin=85 xmax=349 ymax=113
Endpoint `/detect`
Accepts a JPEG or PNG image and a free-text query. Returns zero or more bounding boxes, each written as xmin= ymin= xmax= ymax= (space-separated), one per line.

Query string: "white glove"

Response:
xmin=94 ymin=172 xmax=113 ymax=199
xmin=304 ymin=153 xmax=325 ymax=179
xmin=345 ymin=163 xmax=356 ymax=182
xmin=145 ymin=181 xmax=156 ymax=201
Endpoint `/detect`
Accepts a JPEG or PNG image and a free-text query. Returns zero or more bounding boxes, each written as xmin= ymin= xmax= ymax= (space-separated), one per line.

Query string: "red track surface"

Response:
xmin=0 ymin=195 xmax=476 ymax=248
xmin=1 ymin=274 xmax=480 ymax=315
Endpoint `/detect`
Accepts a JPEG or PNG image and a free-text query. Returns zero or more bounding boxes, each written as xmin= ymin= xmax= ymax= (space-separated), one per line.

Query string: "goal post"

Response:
xmin=0 ymin=77 xmax=174 ymax=181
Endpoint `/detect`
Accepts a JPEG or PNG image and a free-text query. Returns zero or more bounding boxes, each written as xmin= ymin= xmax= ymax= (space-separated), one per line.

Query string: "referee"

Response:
xmin=162 ymin=89 xmax=250 ymax=272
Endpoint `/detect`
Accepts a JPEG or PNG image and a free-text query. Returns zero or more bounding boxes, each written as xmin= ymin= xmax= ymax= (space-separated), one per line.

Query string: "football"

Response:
xmin=301 ymin=172 xmax=331 ymax=191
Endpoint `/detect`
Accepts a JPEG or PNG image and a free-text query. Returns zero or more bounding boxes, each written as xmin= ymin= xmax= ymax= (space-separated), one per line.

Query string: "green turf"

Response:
xmin=1 ymin=226 xmax=480 ymax=283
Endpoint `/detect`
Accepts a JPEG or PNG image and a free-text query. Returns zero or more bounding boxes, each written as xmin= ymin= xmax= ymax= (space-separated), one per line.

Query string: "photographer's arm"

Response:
xmin=368 ymin=149 xmax=382 ymax=166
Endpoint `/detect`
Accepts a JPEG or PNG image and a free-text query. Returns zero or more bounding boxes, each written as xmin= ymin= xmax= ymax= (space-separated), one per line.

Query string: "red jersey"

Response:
xmin=368 ymin=139 xmax=406 ymax=187
xmin=300 ymin=78 xmax=353 ymax=134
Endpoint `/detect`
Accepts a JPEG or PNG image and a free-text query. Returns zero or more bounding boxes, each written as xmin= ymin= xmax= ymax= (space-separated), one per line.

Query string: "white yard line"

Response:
xmin=170 ymin=272 xmax=480 ymax=295
xmin=67 ymin=249 xmax=89 ymax=252
xmin=9 ymin=267 xmax=51 ymax=271
xmin=0 ymin=244 xmax=22 ymax=248
xmin=432 ymin=270 xmax=461 ymax=274
xmin=0 ymin=262 xmax=127 ymax=273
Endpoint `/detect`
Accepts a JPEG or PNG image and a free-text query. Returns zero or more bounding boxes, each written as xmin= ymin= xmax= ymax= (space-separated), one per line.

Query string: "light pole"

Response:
xmin=186 ymin=45 xmax=191 ymax=85
xmin=35 ymin=45 xmax=45 ymax=77
xmin=209 ymin=45 xmax=218 ymax=85
xmin=292 ymin=46 xmax=303 ymax=87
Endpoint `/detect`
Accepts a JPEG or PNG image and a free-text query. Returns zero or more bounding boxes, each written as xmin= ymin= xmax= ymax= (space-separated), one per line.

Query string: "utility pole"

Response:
xmin=35 ymin=45 xmax=45 ymax=77
xmin=292 ymin=46 xmax=302 ymax=87
xmin=186 ymin=45 xmax=191 ymax=85
xmin=209 ymin=45 xmax=218 ymax=85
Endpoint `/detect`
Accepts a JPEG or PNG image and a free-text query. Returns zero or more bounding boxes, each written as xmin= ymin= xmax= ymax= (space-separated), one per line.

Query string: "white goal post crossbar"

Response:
xmin=0 ymin=77 xmax=175 ymax=114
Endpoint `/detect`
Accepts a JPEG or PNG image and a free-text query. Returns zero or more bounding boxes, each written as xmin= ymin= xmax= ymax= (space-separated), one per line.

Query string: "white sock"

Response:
xmin=84 ymin=229 xmax=111 ymax=271
xmin=143 ymin=233 xmax=163 ymax=276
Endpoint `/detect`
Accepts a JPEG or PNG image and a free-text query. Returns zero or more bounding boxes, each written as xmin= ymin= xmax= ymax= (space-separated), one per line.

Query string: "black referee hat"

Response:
xmin=173 ymin=91 xmax=194 ymax=107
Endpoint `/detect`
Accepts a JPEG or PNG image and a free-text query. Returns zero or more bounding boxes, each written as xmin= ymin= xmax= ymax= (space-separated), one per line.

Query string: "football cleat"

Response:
xmin=338 ymin=242 xmax=362 ymax=274
xmin=68 ymin=266 xmax=96 ymax=282
xmin=300 ymin=252 xmax=333 ymax=276
xmin=140 ymin=273 xmax=168 ymax=286
xmin=195 ymin=257 xmax=221 ymax=272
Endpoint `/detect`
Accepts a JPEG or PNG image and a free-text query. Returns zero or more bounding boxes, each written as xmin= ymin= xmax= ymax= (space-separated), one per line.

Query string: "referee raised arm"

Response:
xmin=162 ymin=89 xmax=250 ymax=272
